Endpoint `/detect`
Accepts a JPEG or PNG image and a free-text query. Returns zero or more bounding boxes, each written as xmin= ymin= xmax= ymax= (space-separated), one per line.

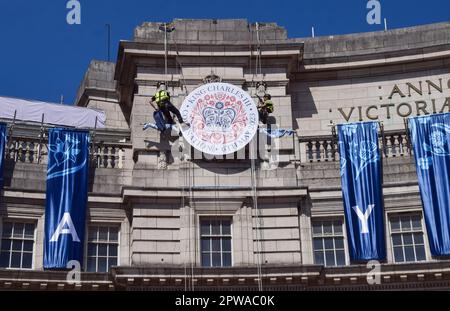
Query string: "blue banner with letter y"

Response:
xmin=338 ymin=121 xmax=386 ymax=261
xmin=44 ymin=128 xmax=89 ymax=269
xmin=0 ymin=123 xmax=6 ymax=190
xmin=409 ymin=113 xmax=450 ymax=256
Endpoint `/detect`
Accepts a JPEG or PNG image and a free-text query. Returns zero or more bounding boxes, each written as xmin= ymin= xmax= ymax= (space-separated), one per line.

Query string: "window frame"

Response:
xmin=198 ymin=216 xmax=233 ymax=268
xmin=0 ymin=219 xmax=37 ymax=270
xmin=387 ymin=211 xmax=430 ymax=264
xmin=84 ymin=223 xmax=120 ymax=273
xmin=311 ymin=217 xmax=349 ymax=267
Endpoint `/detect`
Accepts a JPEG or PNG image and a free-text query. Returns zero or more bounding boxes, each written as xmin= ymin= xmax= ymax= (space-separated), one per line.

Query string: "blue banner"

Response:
xmin=338 ymin=122 xmax=386 ymax=261
xmin=409 ymin=113 xmax=450 ymax=256
xmin=44 ymin=128 xmax=89 ymax=269
xmin=0 ymin=123 xmax=6 ymax=190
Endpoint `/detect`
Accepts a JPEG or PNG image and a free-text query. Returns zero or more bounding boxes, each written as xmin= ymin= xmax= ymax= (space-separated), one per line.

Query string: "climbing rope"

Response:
xmin=181 ymin=143 xmax=188 ymax=291
xmin=255 ymin=22 xmax=263 ymax=82
xmin=164 ymin=23 xmax=168 ymax=86
xmin=161 ymin=24 xmax=197 ymax=291
xmin=252 ymin=24 xmax=264 ymax=290
xmin=188 ymin=157 xmax=195 ymax=291
xmin=250 ymin=137 xmax=263 ymax=291
xmin=179 ymin=131 xmax=196 ymax=292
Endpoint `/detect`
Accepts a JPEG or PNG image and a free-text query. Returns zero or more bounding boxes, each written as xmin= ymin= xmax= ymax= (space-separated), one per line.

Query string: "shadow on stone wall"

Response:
xmin=2 ymin=159 xmax=16 ymax=188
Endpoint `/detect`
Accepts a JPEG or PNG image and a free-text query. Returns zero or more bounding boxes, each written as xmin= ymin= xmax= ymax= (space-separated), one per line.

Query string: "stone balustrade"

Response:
xmin=2 ymin=122 xmax=131 ymax=169
xmin=299 ymin=129 xmax=412 ymax=163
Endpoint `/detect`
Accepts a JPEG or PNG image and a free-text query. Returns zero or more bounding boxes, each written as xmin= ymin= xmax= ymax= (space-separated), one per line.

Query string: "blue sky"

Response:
xmin=0 ymin=0 xmax=449 ymax=104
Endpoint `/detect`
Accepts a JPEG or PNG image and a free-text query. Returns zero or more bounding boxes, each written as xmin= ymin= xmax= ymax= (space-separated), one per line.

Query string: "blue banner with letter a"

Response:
xmin=338 ymin=121 xmax=386 ymax=261
xmin=44 ymin=128 xmax=89 ymax=269
xmin=0 ymin=123 xmax=6 ymax=190
xmin=409 ymin=113 xmax=450 ymax=256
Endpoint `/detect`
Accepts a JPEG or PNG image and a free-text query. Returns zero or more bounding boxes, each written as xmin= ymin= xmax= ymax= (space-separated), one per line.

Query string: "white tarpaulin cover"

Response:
xmin=0 ymin=96 xmax=106 ymax=129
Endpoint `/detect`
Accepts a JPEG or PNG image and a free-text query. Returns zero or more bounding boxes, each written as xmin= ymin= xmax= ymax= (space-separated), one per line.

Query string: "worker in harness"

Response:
xmin=257 ymin=93 xmax=274 ymax=124
xmin=150 ymin=88 xmax=188 ymax=126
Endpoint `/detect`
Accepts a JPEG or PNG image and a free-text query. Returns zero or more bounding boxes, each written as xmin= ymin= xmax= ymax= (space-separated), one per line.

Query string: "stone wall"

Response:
xmin=134 ymin=19 xmax=287 ymax=44
xmin=75 ymin=60 xmax=128 ymax=129
xmin=291 ymin=65 xmax=450 ymax=136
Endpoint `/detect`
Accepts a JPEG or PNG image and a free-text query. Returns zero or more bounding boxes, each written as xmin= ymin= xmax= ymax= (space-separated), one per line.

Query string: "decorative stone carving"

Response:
xmin=158 ymin=151 xmax=168 ymax=169
xmin=203 ymin=73 xmax=222 ymax=84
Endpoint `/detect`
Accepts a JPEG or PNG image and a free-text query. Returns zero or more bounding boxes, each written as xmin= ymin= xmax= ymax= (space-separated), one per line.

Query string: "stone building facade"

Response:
xmin=1 ymin=19 xmax=450 ymax=290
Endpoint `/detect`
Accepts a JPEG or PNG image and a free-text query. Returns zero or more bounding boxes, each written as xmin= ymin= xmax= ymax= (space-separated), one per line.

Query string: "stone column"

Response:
xmin=233 ymin=202 xmax=255 ymax=266
xmin=299 ymin=198 xmax=314 ymax=264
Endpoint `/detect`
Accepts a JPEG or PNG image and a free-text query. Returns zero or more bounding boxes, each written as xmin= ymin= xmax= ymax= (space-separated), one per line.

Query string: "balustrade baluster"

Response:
xmin=314 ymin=140 xmax=321 ymax=162
xmin=103 ymin=146 xmax=108 ymax=168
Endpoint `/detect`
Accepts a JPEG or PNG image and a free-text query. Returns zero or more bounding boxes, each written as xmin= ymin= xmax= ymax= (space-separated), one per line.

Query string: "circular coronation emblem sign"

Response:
xmin=180 ymin=82 xmax=259 ymax=155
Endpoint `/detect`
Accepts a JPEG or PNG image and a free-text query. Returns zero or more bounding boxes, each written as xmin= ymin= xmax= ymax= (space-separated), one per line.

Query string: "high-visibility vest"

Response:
xmin=154 ymin=90 xmax=170 ymax=106
xmin=264 ymin=100 xmax=274 ymax=113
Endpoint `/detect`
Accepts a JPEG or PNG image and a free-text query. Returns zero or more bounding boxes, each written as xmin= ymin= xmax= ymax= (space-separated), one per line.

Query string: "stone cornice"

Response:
xmin=2 ymin=261 xmax=450 ymax=290
xmin=110 ymin=260 xmax=450 ymax=290
xmin=121 ymin=187 xmax=308 ymax=201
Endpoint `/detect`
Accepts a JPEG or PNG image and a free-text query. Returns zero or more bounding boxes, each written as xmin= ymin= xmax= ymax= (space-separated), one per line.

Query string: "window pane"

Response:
xmin=24 ymin=224 xmax=35 ymax=238
xmin=415 ymin=246 xmax=426 ymax=261
xmin=109 ymin=257 xmax=117 ymax=268
xmin=200 ymin=221 xmax=210 ymax=235
xmin=392 ymin=234 xmax=402 ymax=246
xmin=334 ymin=238 xmax=344 ymax=249
xmin=223 ymin=253 xmax=232 ymax=266
xmin=22 ymin=253 xmax=32 ymax=268
xmin=108 ymin=245 xmax=118 ymax=257
xmin=212 ymin=253 xmax=221 ymax=267
xmin=10 ymin=252 xmax=21 ymax=268
xmin=88 ymin=227 xmax=97 ymax=241
xmin=86 ymin=257 xmax=96 ymax=272
xmin=312 ymin=223 xmax=322 ymax=235
xmin=98 ymin=258 xmax=107 ymax=273
xmin=98 ymin=227 xmax=108 ymax=241
xmin=336 ymin=250 xmax=346 ymax=266
xmin=323 ymin=221 xmax=333 ymax=234
xmin=1 ymin=239 xmax=11 ymax=251
xmin=12 ymin=240 xmax=22 ymax=251
xmin=2 ymin=222 xmax=13 ymax=237
xmin=98 ymin=244 xmax=107 ymax=256
xmin=211 ymin=220 xmax=220 ymax=235
xmin=324 ymin=238 xmax=334 ymax=250
xmin=401 ymin=218 xmax=411 ymax=231
xmin=393 ymin=247 xmax=404 ymax=262
xmin=325 ymin=250 xmax=335 ymax=266
xmin=333 ymin=221 xmax=343 ymax=234
xmin=413 ymin=233 xmax=424 ymax=245
xmin=390 ymin=218 xmax=400 ymax=232
xmin=404 ymin=246 xmax=415 ymax=262
xmin=221 ymin=220 xmax=231 ymax=235
xmin=411 ymin=216 xmax=422 ymax=230
xmin=0 ymin=251 xmax=9 ymax=267
xmin=201 ymin=238 xmax=210 ymax=252
xmin=211 ymin=238 xmax=220 ymax=252
xmin=87 ymin=244 xmax=97 ymax=256
xmin=109 ymin=229 xmax=118 ymax=242
xmin=13 ymin=223 xmax=24 ymax=238
xmin=201 ymin=253 xmax=210 ymax=267
xmin=313 ymin=238 xmax=323 ymax=251
xmin=23 ymin=241 xmax=33 ymax=252
xmin=222 ymin=239 xmax=231 ymax=252
xmin=403 ymin=233 xmax=413 ymax=245
xmin=314 ymin=251 xmax=324 ymax=265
